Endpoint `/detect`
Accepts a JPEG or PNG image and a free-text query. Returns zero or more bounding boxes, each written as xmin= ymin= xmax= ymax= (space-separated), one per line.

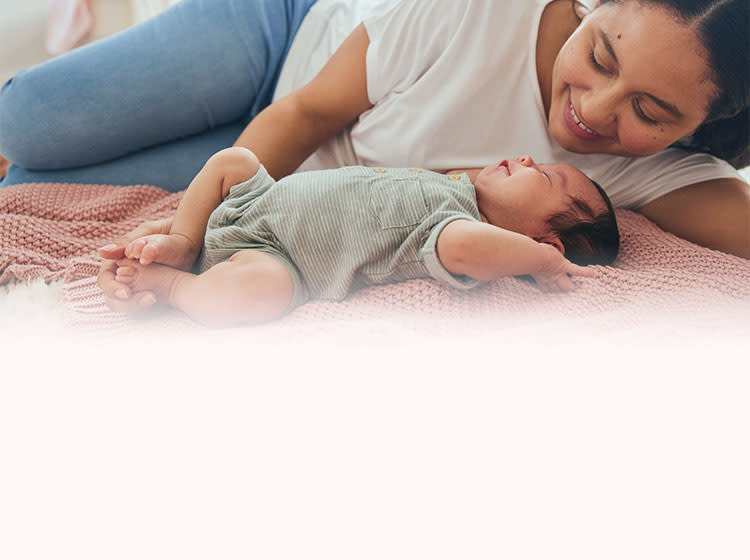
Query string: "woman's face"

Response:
xmin=548 ymin=1 xmax=718 ymax=157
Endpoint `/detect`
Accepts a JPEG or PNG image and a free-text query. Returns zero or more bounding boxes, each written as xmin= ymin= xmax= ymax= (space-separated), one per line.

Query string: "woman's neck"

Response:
xmin=536 ymin=0 xmax=581 ymax=119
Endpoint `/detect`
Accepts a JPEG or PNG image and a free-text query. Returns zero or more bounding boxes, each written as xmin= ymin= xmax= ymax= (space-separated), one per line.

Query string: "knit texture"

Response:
xmin=1 ymin=182 xmax=749 ymax=335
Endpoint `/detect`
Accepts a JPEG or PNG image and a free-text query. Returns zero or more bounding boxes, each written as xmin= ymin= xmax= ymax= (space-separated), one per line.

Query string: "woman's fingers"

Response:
xmin=98 ymin=244 xmax=126 ymax=260
xmin=98 ymin=258 xmax=131 ymax=300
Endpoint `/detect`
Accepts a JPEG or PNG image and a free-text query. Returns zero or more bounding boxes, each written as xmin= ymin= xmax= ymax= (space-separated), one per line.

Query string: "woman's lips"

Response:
xmin=564 ymin=97 xmax=601 ymax=140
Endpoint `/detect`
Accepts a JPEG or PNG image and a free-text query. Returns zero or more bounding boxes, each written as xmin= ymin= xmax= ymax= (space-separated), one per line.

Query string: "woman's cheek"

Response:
xmin=556 ymin=42 xmax=583 ymax=87
xmin=616 ymin=120 xmax=673 ymax=157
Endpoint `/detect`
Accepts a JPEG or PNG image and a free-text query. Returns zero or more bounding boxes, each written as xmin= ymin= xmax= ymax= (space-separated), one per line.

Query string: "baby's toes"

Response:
xmin=115 ymin=265 xmax=138 ymax=284
xmin=125 ymin=238 xmax=147 ymax=260
xmin=139 ymin=242 xmax=161 ymax=265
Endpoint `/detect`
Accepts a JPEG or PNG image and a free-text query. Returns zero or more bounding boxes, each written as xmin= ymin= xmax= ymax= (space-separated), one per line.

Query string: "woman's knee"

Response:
xmin=0 ymin=72 xmax=39 ymax=165
xmin=0 ymin=68 xmax=89 ymax=168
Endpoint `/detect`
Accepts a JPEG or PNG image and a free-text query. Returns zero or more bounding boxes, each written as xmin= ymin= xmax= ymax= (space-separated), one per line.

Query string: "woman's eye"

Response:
xmin=589 ymin=50 xmax=611 ymax=75
xmin=633 ymin=98 xmax=660 ymax=125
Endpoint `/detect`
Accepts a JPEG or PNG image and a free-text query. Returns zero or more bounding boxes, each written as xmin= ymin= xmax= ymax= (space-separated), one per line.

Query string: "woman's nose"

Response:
xmin=579 ymin=87 xmax=619 ymax=133
xmin=515 ymin=155 xmax=535 ymax=167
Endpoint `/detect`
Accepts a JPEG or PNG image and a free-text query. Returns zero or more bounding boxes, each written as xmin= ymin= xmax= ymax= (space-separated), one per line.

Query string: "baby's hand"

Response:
xmin=531 ymin=243 xmax=597 ymax=292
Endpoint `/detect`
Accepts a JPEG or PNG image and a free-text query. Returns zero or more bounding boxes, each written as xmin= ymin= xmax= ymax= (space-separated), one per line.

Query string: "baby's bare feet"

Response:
xmin=115 ymin=258 xmax=186 ymax=306
xmin=125 ymin=233 xmax=199 ymax=270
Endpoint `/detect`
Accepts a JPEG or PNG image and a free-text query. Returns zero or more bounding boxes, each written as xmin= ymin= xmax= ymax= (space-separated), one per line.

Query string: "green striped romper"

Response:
xmin=198 ymin=165 xmax=481 ymax=308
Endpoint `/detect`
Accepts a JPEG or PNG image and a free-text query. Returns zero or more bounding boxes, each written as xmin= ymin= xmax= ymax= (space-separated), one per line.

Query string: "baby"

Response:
xmin=109 ymin=147 xmax=619 ymax=327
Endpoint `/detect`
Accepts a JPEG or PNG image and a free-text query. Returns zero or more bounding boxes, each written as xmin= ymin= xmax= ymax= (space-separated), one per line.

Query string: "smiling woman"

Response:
xmin=553 ymin=0 xmax=748 ymax=168
xmin=550 ymin=2 xmax=714 ymax=156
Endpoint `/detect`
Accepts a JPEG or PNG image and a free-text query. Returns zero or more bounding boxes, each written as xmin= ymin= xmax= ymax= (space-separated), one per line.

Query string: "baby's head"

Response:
xmin=474 ymin=155 xmax=619 ymax=265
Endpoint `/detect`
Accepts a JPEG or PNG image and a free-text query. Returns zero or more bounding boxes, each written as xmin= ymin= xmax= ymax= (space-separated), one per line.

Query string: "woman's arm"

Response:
xmin=233 ymin=23 xmax=373 ymax=179
xmin=638 ymin=177 xmax=750 ymax=258
xmin=436 ymin=219 xmax=596 ymax=292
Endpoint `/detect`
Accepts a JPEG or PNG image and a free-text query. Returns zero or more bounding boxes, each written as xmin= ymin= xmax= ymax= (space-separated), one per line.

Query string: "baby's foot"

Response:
xmin=125 ymin=233 xmax=199 ymax=270
xmin=115 ymin=258 xmax=185 ymax=306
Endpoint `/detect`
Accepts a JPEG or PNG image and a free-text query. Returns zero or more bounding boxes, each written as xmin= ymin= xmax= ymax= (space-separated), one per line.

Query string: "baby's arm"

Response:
xmin=436 ymin=219 xmax=596 ymax=292
xmin=124 ymin=147 xmax=261 ymax=270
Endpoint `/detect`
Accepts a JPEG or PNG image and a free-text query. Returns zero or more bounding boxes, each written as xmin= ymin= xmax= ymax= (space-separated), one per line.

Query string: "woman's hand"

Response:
xmin=97 ymin=216 xmax=174 ymax=312
xmin=531 ymin=243 xmax=597 ymax=292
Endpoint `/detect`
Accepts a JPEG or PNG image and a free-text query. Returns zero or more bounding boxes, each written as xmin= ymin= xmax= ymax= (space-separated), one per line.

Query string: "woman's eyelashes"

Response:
xmin=589 ymin=48 xmax=612 ymax=75
xmin=633 ymin=98 xmax=660 ymax=125
xmin=589 ymin=47 xmax=662 ymax=126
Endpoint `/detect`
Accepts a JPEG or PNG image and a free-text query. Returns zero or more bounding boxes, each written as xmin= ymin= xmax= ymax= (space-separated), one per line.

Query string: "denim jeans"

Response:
xmin=0 ymin=0 xmax=316 ymax=191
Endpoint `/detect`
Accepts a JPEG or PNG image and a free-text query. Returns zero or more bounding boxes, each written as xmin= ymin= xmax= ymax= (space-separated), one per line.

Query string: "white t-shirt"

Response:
xmin=273 ymin=0 xmax=742 ymax=209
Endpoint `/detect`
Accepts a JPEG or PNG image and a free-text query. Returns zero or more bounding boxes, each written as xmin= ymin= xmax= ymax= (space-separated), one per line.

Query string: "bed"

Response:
xmin=1 ymin=178 xmax=748 ymax=350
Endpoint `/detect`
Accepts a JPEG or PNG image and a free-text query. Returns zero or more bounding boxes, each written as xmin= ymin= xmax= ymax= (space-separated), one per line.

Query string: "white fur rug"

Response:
xmin=0 ymin=279 xmax=67 ymax=336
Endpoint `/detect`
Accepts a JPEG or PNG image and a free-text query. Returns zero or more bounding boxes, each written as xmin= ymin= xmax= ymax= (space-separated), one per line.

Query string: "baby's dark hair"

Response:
xmin=546 ymin=179 xmax=620 ymax=266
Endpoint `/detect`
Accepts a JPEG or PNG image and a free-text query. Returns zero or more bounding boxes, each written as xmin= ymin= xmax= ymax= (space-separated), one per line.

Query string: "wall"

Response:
xmin=0 ymin=0 xmax=145 ymax=84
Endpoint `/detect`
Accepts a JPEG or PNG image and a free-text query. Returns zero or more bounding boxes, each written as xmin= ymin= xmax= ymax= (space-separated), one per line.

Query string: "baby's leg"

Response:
xmin=125 ymin=147 xmax=261 ymax=270
xmin=116 ymin=249 xmax=294 ymax=327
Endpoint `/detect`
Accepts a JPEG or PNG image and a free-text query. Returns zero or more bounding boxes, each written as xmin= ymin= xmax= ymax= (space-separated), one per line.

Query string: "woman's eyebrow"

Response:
xmin=644 ymin=94 xmax=684 ymax=118
xmin=597 ymin=30 xmax=684 ymax=118
xmin=598 ymin=29 xmax=619 ymax=65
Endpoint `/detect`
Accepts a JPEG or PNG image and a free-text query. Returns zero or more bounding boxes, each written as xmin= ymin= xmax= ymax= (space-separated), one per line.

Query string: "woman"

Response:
xmin=0 ymin=0 xmax=747 ymax=312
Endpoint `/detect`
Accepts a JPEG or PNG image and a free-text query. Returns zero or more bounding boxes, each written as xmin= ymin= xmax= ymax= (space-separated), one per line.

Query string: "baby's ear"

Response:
xmin=534 ymin=234 xmax=565 ymax=255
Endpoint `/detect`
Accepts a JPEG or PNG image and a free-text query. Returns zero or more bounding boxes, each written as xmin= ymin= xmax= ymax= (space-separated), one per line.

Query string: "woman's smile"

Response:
xmin=564 ymin=96 xmax=600 ymax=139
xmin=547 ymin=1 xmax=716 ymax=157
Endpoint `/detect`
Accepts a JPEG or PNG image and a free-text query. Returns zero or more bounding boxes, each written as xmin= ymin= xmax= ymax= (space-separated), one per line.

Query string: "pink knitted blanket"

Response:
xmin=2 ymin=182 xmax=749 ymax=334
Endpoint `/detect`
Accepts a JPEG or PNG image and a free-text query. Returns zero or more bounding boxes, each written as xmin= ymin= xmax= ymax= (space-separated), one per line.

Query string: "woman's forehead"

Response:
xmin=588 ymin=2 xmax=717 ymax=116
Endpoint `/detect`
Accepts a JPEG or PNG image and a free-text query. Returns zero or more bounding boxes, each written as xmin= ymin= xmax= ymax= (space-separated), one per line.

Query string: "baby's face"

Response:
xmin=474 ymin=155 xmax=607 ymax=245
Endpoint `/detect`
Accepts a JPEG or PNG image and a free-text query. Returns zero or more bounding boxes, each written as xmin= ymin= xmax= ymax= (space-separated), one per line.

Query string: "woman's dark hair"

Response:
xmin=547 ymin=180 xmax=620 ymax=266
xmin=576 ymin=0 xmax=750 ymax=168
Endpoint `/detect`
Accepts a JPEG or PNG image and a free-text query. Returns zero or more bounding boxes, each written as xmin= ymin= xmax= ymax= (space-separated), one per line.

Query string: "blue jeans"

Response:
xmin=0 ymin=0 xmax=316 ymax=191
